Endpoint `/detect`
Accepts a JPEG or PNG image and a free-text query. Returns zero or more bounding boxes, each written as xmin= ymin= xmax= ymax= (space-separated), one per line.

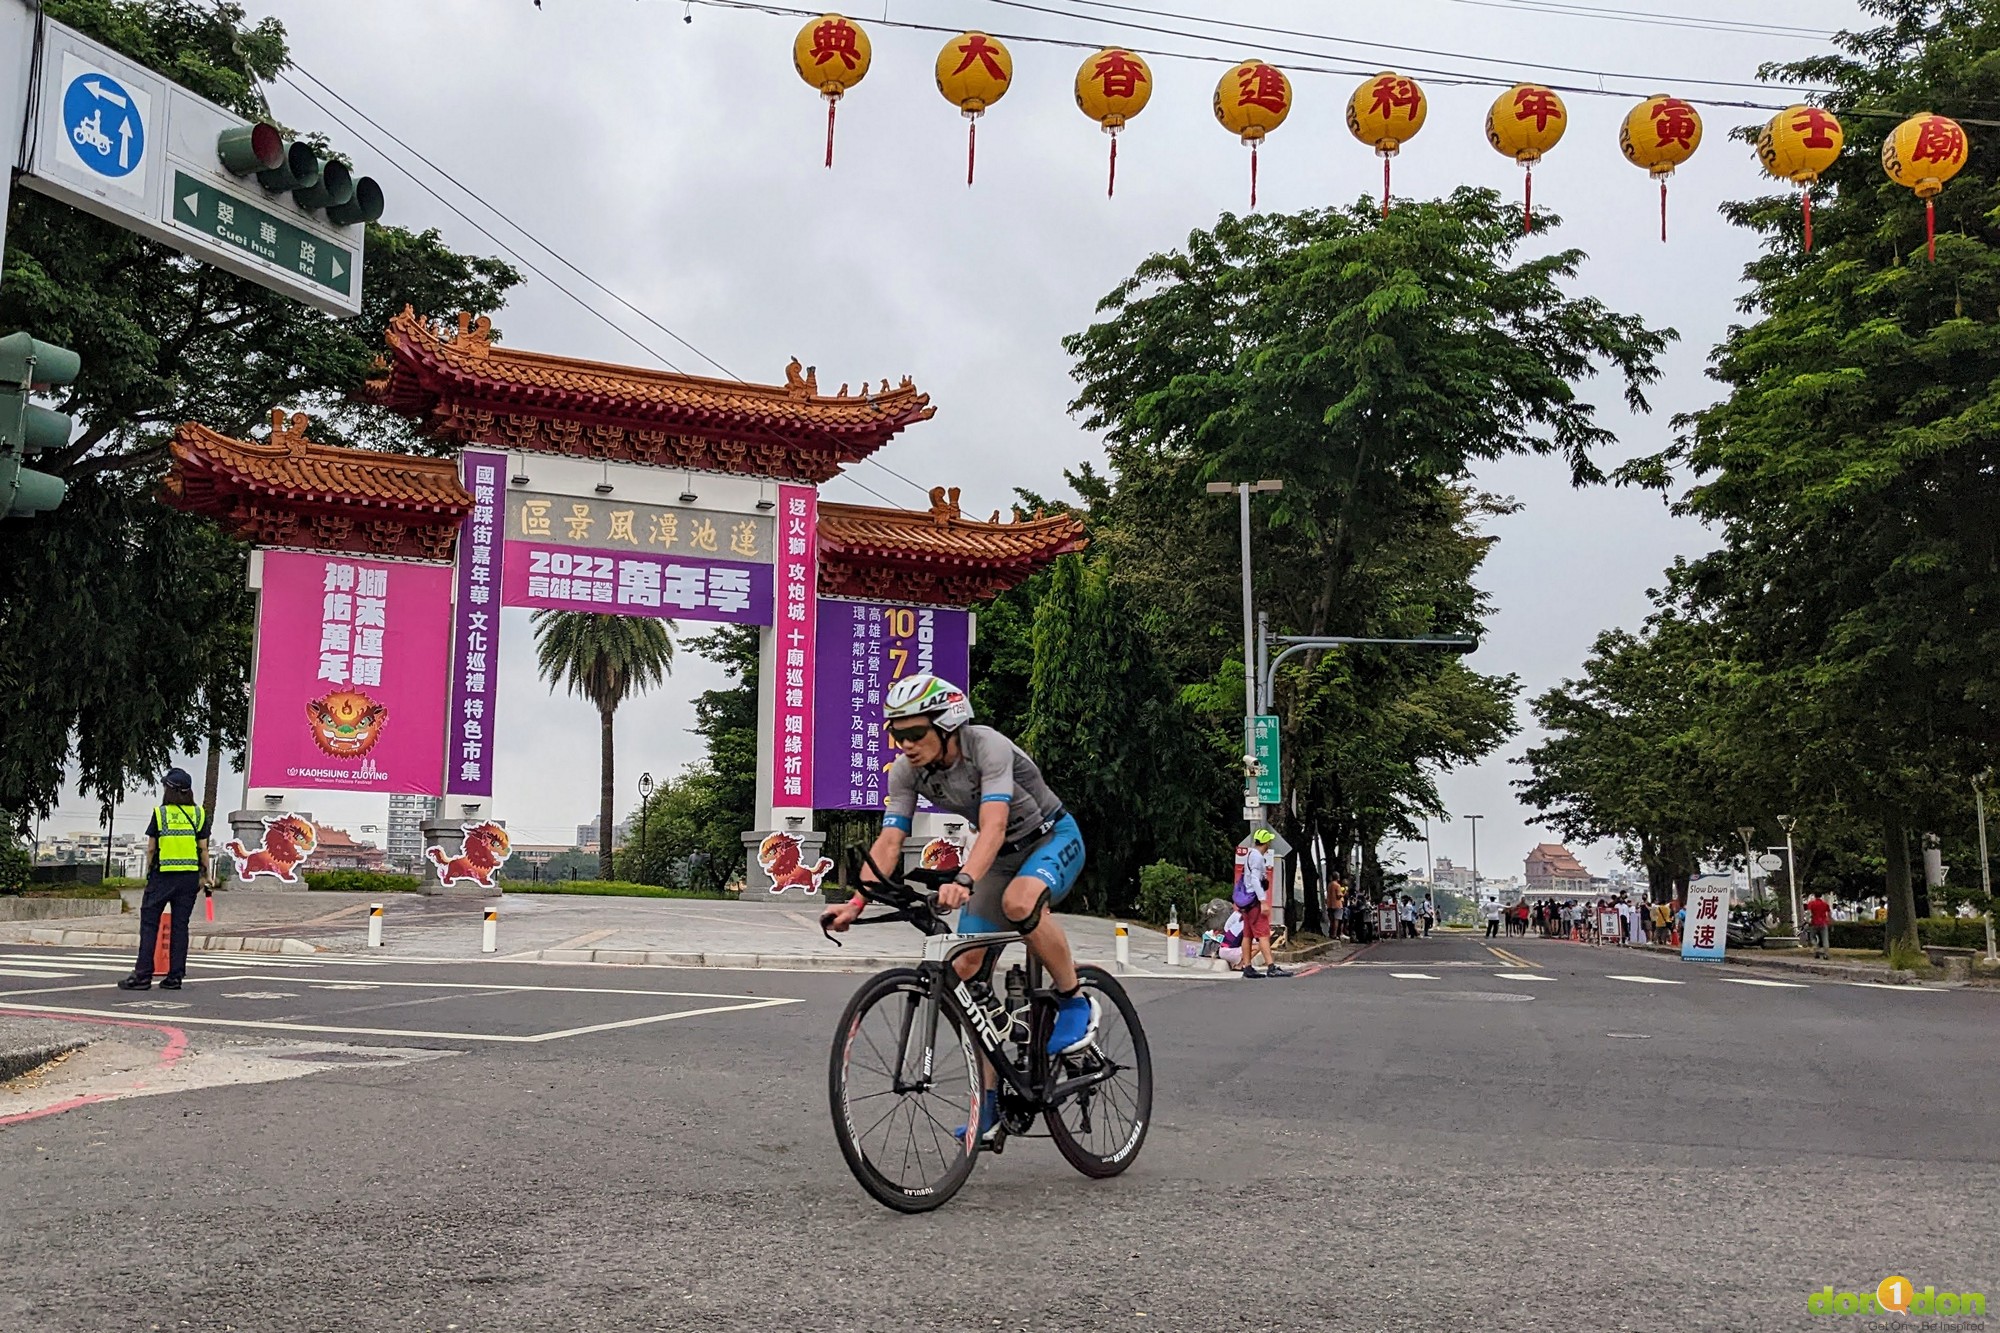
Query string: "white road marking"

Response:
xmin=0 ymin=967 xmax=80 ymax=979
xmin=1848 ymin=982 xmax=1939 ymax=992
xmin=220 ymin=991 xmax=299 ymax=1000
xmin=1390 ymin=972 xmax=1440 ymax=980
xmin=0 ymin=995 xmax=802 ymax=1043
xmin=1492 ymin=971 xmax=1555 ymax=981
xmin=1606 ymin=975 xmax=1684 ymax=985
xmin=1720 ymin=977 xmax=1808 ymax=989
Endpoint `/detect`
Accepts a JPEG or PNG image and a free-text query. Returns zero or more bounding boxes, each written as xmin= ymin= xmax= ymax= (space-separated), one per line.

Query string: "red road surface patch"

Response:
xmin=0 ymin=1009 xmax=189 ymax=1127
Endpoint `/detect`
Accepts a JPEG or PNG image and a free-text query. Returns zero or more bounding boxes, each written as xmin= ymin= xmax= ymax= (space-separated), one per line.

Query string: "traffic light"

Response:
xmin=0 ymin=331 xmax=79 ymax=519
xmin=224 ymin=128 xmax=384 ymax=227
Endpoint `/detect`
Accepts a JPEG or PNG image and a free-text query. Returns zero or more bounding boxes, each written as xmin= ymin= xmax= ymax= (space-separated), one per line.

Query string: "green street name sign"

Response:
xmin=170 ymin=171 xmax=353 ymax=297
xmin=1252 ymin=714 xmax=1282 ymax=805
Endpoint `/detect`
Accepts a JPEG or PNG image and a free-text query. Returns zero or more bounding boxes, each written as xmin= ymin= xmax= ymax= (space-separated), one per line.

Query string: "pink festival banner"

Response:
xmin=772 ymin=485 xmax=818 ymax=810
xmin=247 ymin=550 xmax=453 ymax=795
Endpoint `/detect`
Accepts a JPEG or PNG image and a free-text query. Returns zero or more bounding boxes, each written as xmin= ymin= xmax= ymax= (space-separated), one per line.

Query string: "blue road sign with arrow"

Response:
xmin=61 ymin=68 xmax=143 ymax=178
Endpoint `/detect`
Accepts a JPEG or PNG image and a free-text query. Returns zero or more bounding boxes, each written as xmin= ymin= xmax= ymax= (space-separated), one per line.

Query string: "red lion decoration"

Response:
xmin=226 ymin=815 xmax=319 ymax=884
xmin=919 ymin=838 xmax=964 ymax=873
xmin=427 ymin=822 xmax=512 ymax=889
xmin=759 ymin=832 xmax=832 ymax=894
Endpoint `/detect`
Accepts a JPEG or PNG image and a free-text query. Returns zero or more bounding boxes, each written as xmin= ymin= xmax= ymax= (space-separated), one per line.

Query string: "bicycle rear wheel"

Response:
xmin=828 ymin=967 xmax=982 ymax=1213
xmin=1042 ymin=965 xmax=1152 ymax=1178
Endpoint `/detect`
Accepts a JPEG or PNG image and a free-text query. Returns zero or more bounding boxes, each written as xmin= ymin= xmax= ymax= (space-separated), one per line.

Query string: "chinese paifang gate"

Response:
xmin=163 ymin=309 xmax=1085 ymax=895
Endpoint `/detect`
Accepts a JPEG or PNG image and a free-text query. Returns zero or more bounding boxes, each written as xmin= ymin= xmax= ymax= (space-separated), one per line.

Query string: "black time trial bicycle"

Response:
xmin=819 ymin=855 xmax=1153 ymax=1213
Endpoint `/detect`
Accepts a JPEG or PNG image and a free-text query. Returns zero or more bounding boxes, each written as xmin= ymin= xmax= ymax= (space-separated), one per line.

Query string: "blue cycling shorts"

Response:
xmin=957 ymin=813 xmax=1086 ymax=935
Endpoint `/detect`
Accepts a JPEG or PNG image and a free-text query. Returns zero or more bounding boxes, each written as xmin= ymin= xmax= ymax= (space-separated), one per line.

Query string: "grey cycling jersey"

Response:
xmin=884 ymin=724 xmax=1063 ymax=845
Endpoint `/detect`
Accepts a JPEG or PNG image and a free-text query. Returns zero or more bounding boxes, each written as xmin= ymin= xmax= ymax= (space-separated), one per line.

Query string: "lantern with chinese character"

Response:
xmin=935 ymin=31 xmax=1012 ymax=187
xmin=1618 ymin=94 xmax=1702 ymax=242
xmin=1757 ymin=105 xmax=1843 ymax=253
xmin=1486 ymin=83 xmax=1568 ymax=233
xmin=1882 ymin=111 xmax=1969 ymax=262
xmin=1346 ymin=71 xmax=1428 ymax=218
xmin=1075 ymin=47 xmax=1152 ymax=197
xmin=793 ymin=14 xmax=872 ymax=169
xmin=1214 ymin=59 xmax=1292 ymax=209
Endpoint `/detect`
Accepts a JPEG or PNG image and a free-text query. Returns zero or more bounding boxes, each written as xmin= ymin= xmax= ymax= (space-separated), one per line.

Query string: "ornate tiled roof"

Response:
xmin=163 ymin=411 xmax=469 ymax=562
xmin=364 ymin=309 xmax=935 ymax=481
xmin=819 ymin=487 xmax=1088 ymax=603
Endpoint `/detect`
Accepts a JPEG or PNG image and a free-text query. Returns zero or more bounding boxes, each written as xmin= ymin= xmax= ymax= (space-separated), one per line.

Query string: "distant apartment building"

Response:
xmin=1525 ymin=842 xmax=1593 ymax=892
xmin=575 ymin=818 xmax=632 ymax=852
xmin=385 ymin=794 xmax=441 ymax=870
xmin=1430 ymin=856 xmax=1476 ymax=891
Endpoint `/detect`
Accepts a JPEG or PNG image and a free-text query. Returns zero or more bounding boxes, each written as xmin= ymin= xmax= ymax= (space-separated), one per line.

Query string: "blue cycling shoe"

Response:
xmin=1047 ymin=991 xmax=1101 ymax=1056
xmin=953 ymin=1089 xmax=1002 ymax=1145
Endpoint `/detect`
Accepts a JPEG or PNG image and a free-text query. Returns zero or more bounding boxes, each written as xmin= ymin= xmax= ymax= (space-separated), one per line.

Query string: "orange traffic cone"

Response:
xmin=153 ymin=904 xmax=173 ymax=976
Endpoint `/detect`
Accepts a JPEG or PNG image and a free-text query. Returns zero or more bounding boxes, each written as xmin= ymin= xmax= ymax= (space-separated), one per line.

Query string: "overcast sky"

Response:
xmin=45 ymin=0 xmax=1863 ymax=876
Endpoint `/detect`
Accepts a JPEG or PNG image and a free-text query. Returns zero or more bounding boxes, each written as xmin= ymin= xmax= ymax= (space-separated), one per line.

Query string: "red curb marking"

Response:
xmin=0 ymin=1009 xmax=191 ymax=1127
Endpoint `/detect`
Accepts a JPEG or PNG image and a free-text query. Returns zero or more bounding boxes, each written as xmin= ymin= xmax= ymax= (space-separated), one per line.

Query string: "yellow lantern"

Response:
xmin=1213 ymin=59 xmax=1292 ymax=209
xmin=793 ymin=14 xmax=872 ymax=169
xmin=1757 ymin=105 xmax=1843 ymax=253
xmin=1075 ymin=47 xmax=1153 ymax=197
xmin=1486 ymin=84 xmax=1568 ymax=233
xmin=935 ymin=32 xmax=1012 ymax=188
xmin=1882 ymin=112 xmax=1969 ymax=262
xmin=1346 ymin=71 xmax=1428 ymax=218
xmin=1618 ymin=95 xmax=1702 ymax=243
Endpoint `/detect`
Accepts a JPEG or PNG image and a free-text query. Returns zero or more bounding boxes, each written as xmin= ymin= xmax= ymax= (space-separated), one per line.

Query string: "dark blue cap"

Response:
xmin=163 ymin=767 xmax=194 ymax=789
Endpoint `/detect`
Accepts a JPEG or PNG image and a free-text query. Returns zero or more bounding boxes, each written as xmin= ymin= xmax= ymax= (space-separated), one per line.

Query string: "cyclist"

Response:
xmin=821 ymin=675 xmax=1097 ymax=1128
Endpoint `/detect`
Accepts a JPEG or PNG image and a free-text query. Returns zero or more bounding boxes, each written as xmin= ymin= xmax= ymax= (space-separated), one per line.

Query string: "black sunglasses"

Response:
xmin=886 ymin=722 xmax=937 ymax=744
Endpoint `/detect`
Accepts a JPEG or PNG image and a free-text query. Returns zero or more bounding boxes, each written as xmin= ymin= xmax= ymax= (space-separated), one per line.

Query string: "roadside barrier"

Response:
xmin=1114 ymin=922 xmax=1130 ymax=967
xmin=153 ymin=906 xmax=172 ymax=974
xmin=481 ymin=907 xmax=498 ymax=954
xmin=367 ymin=902 xmax=384 ymax=948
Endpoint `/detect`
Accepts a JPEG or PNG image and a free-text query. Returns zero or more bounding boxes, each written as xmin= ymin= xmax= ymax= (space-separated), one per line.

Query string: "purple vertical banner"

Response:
xmin=771 ymin=485 xmax=818 ymax=811
xmin=811 ymin=600 xmax=972 ymax=811
xmin=445 ymin=449 xmax=505 ymax=797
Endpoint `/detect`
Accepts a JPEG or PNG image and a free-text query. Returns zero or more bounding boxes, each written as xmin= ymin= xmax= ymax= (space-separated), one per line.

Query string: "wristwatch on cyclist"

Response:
xmin=952 ymin=871 xmax=974 ymax=888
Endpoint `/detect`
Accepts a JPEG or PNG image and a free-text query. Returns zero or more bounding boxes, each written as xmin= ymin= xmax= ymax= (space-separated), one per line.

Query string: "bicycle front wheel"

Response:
xmin=1042 ymin=964 xmax=1152 ymax=1178
xmin=828 ymin=967 xmax=983 ymax=1213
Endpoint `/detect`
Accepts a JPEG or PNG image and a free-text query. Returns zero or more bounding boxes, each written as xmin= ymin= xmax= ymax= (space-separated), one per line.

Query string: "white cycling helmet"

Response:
xmin=883 ymin=674 xmax=974 ymax=732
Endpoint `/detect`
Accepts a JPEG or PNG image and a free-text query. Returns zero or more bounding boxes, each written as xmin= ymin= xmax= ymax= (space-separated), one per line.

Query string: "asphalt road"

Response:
xmin=1 ymin=929 xmax=1994 ymax=1332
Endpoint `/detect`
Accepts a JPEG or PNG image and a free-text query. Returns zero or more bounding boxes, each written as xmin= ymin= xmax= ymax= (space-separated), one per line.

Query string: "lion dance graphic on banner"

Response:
xmin=226 ymin=815 xmax=319 ymax=884
xmin=919 ymin=838 xmax=964 ymax=873
xmin=760 ymin=832 xmax=833 ymax=894
xmin=427 ymin=822 xmax=512 ymax=889
xmin=305 ymin=689 xmax=389 ymax=758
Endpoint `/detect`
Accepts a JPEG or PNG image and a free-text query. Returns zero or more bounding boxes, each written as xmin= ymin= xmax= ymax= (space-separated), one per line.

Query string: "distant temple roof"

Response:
xmin=820 ymin=487 xmax=1088 ymax=604
xmin=164 ymin=411 xmax=469 ymax=562
xmin=1526 ymin=842 xmax=1591 ymax=879
xmin=362 ymin=309 xmax=935 ymax=483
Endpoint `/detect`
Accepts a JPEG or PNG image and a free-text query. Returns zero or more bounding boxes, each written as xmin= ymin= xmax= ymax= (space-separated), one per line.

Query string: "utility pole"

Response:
xmin=1206 ymin=479 xmax=1282 ymax=836
xmin=1776 ymin=813 xmax=1801 ymax=938
xmin=1737 ymin=825 xmax=1757 ymax=905
xmin=1976 ymin=774 xmax=1996 ymax=964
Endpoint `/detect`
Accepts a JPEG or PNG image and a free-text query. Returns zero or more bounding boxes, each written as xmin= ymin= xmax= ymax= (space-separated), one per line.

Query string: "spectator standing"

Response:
xmin=1805 ymin=891 xmax=1833 ymax=958
xmin=1238 ymin=829 xmax=1290 ymax=978
xmin=1327 ymin=874 xmax=1347 ymax=941
xmin=1421 ymin=893 xmax=1437 ymax=938
xmin=1399 ymin=895 xmax=1418 ymax=938
xmin=1484 ymin=897 xmax=1502 ymax=939
xmin=119 ymin=768 xmax=212 ymax=992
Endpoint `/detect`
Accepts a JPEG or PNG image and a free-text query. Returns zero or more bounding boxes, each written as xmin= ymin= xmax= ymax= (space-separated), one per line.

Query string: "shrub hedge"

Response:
xmin=502 ymin=880 xmax=730 ymax=900
xmin=1826 ymin=918 xmax=1992 ymax=951
xmin=1136 ymin=861 xmax=1229 ymax=929
xmin=303 ymin=870 xmax=423 ymax=894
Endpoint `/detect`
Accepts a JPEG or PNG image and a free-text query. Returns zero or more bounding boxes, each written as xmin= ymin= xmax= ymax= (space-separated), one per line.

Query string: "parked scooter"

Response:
xmin=1726 ymin=907 xmax=1771 ymax=950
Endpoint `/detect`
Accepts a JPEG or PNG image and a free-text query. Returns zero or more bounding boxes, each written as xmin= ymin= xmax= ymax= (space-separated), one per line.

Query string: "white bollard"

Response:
xmin=481 ymin=907 xmax=497 ymax=954
xmin=1164 ymin=907 xmax=1181 ymax=966
xmin=1114 ymin=922 xmax=1130 ymax=968
xmin=367 ymin=902 xmax=383 ymax=948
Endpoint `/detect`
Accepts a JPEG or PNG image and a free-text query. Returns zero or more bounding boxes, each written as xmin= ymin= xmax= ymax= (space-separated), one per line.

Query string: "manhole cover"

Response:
xmin=1421 ymin=991 xmax=1535 ymax=1003
xmin=270 ymin=1050 xmax=400 ymax=1064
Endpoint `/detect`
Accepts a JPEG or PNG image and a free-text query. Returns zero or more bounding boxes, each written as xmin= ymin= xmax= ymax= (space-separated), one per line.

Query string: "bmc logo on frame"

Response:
xmin=1809 ymin=1276 xmax=1987 ymax=1317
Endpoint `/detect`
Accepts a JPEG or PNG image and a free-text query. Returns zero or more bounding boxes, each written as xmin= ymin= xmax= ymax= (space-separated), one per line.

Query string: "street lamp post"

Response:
xmin=1206 ymin=479 xmax=1283 ymax=837
xmin=1776 ymin=813 xmax=1802 ymax=938
xmin=1975 ymin=773 xmax=1997 ymax=964
xmin=637 ymin=771 xmax=654 ymax=883
xmin=1465 ymin=814 xmax=1483 ymax=909
xmin=1736 ymin=825 xmax=1758 ymax=906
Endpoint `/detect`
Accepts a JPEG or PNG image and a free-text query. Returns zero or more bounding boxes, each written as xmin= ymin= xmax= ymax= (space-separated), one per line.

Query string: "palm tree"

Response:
xmin=531 ymin=611 xmax=675 ymax=879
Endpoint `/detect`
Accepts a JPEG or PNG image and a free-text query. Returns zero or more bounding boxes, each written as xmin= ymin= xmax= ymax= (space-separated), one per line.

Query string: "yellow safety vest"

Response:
xmin=155 ymin=804 xmax=206 ymax=874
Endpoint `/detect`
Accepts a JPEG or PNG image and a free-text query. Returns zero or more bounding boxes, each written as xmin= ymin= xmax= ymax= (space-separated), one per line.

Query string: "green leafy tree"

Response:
xmin=532 ymin=612 xmax=675 ymax=879
xmin=1622 ymin=0 xmax=2000 ymax=955
xmin=0 ymin=0 xmax=521 ymax=820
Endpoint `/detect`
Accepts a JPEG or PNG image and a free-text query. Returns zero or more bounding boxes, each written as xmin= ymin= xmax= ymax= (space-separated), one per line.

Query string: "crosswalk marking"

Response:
xmin=1720 ymin=977 xmax=1808 ymax=989
xmin=1606 ymin=974 xmax=1683 ymax=985
xmin=1493 ymin=971 xmax=1555 ymax=981
xmin=0 ymin=967 xmax=79 ymax=979
xmin=1389 ymin=972 xmax=1440 ymax=980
